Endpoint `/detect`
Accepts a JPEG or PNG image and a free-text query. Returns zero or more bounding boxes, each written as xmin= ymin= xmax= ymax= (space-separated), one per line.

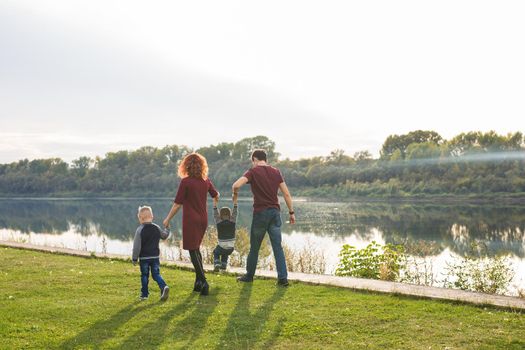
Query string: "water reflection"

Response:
xmin=1 ymin=199 xmax=525 ymax=259
xmin=292 ymin=202 xmax=525 ymax=258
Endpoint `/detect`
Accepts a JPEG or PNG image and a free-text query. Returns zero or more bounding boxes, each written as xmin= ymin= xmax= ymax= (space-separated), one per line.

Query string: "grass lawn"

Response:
xmin=1 ymin=248 xmax=524 ymax=349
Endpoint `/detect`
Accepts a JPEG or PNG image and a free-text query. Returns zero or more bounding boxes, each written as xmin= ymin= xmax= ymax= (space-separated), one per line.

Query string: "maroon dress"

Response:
xmin=174 ymin=176 xmax=218 ymax=250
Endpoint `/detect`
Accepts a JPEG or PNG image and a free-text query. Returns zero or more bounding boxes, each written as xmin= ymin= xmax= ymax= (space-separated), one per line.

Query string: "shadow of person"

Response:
xmin=116 ymin=289 xmax=218 ymax=349
xmin=60 ymin=301 xmax=156 ymax=349
xmin=167 ymin=287 xmax=220 ymax=349
xmin=214 ymin=282 xmax=287 ymax=349
xmin=114 ymin=293 xmax=196 ymax=349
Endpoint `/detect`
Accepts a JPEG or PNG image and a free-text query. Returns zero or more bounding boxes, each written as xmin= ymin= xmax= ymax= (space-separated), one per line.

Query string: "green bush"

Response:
xmin=335 ymin=241 xmax=405 ymax=281
xmin=336 ymin=240 xmax=516 ymax=294
xmin=443 ymin=255 xmax=514 ymax=294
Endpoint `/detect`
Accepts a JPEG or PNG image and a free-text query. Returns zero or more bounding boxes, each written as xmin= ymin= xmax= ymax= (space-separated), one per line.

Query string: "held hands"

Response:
xmin=213 ymin=195 xmax=219 ymax=207
xmin=162 ymin=218 xmax=170 ymax=229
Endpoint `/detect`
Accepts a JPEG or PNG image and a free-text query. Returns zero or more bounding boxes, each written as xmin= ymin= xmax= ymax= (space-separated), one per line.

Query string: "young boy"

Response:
xmin=212 ymin=193 xmax=238 ymax=272
xmin=132 ymin=206 xmax=170 ymax=301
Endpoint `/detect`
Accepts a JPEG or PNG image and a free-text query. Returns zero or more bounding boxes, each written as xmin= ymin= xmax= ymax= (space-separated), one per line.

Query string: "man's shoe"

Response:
xmin=200 ymin=281 xmax=209 ymax=296
xmin=160 ymin=286 xmax=170 ymax=301
xmin=276 ymin=278 xmax=289 ymax=287
xmin=237 ymin=275 xmax=253 ymax=283
xmin=139 ymin=295 xmax=148 ymax=301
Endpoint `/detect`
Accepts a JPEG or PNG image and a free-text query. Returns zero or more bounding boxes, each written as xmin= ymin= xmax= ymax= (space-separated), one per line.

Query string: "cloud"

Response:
xmin=0 ymin=4 xmax=352 ymax=162
xmin=2 ymin=1 xmax=523 ymax=163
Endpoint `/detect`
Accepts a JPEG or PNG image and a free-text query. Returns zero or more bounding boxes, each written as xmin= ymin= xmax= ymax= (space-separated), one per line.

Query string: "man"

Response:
xmin=232 ymin=149 xmax=296 ymax=286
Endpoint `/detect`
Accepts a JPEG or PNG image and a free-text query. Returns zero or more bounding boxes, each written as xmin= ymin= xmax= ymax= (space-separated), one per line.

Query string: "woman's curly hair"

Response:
xmin=178 ymin=153 xmax=209 ymax=179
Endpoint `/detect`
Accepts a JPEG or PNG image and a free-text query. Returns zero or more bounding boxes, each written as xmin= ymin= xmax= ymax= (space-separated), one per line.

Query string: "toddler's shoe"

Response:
xmin=220 ymin=263 xmax=227 ymax=271
xmin=213 ymin=263 xmax=221 ymax=272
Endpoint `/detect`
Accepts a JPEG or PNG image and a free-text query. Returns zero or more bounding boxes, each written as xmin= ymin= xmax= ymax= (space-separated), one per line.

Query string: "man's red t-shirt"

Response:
xmin=243 ymin=165 xmax=284 ymax=213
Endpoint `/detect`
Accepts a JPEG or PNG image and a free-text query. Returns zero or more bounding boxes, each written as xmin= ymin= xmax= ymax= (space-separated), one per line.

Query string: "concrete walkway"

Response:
xmin=2 ymin=240 xmax=525 ymax=310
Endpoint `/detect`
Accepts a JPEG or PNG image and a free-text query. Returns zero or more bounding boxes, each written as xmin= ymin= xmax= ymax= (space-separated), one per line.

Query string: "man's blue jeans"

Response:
xmin=246 ymin=208 xmax=288 ymax=280
xmin=139 ymin=258 xmax=166 ymax=297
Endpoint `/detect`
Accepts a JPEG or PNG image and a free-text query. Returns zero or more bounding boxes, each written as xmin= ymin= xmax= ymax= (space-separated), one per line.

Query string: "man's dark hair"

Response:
xmin=251 ymin=149 xmax=267 ymax=162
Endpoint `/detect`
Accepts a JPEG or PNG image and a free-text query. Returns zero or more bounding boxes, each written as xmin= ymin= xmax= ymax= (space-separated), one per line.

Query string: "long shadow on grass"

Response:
xmin=258 ymin=316 xmax=286 ymax=349
xmin=116 ymin=290 xmax=218 ymax=349
xmin=60 ymin=302 xmax=155 ymax=349
xmin=167 ymin=288 xmax=220 ymax=348
xmin=214 ymin=283 xmax=287 ymax=349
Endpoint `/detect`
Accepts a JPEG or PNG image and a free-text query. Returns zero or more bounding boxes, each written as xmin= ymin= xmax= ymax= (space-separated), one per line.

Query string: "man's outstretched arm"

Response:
xmin=232 ymin=176 xmax=248 ymax=194
xmin=279 ymin=182 xmax=295 ymax=224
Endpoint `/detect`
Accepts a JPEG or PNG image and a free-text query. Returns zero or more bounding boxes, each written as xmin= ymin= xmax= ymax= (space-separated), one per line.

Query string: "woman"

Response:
xmin=163 ymin=153 xmax=219 ymax=295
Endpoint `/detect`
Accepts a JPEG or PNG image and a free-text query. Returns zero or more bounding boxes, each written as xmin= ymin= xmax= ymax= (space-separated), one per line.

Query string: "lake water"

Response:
xmin=1 ymin=198 xmax=524 ymax=293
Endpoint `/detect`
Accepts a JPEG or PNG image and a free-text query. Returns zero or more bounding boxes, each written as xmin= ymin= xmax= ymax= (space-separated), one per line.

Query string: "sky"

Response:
xmin=1 ymin=1 xmax=524 ymax=163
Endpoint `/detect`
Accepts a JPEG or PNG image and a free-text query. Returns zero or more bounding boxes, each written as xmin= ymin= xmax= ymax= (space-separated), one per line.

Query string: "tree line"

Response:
xmin=1 ymin=131 xmax=524 ymax=197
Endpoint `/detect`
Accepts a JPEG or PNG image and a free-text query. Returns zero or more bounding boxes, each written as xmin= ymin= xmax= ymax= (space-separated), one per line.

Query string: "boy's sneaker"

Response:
xmin=276 ymin=278 xmax=289 ymax=287
xmin=237 ymin=275 xmax=253 ymax=283
xmin=139 ymin=295 xmax=148 ymax=301
xmin=213 ymin=263 xmax=221 ymax=272
xmin=160 ymin=286 xmax=170 ymax=301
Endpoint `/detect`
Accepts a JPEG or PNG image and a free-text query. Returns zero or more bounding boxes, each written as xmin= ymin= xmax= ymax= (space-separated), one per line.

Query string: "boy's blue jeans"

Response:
xmin=246 ymin=208 xmax=288 ymax=280
xmin=213 ymin=245 xmax=234 ymax=267
xmin=139 ymin=258 xmax=166 ymax=297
